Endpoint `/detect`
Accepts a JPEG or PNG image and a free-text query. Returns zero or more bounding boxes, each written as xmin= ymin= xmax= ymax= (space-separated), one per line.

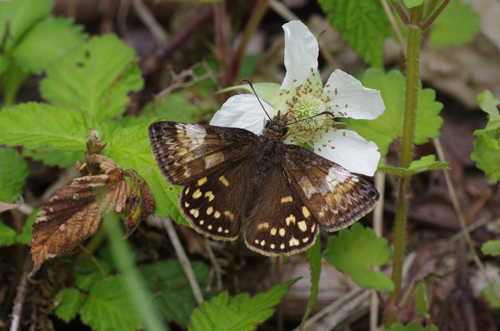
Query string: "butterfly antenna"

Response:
xmin=286 ymin=111 xmax=336 ymax=126
xmin=242 ymin=79 xmax=272 ymax=121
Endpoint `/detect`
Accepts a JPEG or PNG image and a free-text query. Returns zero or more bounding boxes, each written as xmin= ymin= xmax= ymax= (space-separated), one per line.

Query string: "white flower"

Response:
xmin=210 ymin=21 xmax=385 ymax=176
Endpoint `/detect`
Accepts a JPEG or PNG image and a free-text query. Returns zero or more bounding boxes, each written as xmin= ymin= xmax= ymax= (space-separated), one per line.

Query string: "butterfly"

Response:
xmin=148 ymin=112 xmax=379 ymax=256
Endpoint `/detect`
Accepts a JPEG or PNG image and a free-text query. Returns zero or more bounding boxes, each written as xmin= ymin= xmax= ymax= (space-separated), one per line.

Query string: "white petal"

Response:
xmin=324 ymin=69 xmax=384 ymax=120
xmin=281 ymin=21 xmax=319 ymax=90
xmin=210 ymin=95 xmax=277 ymax=134
xmin=314 ymin=130 xmax=380 ymax=176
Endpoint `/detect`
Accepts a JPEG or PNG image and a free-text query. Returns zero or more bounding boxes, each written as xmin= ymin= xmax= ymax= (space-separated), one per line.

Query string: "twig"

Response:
xmin=78 ymin=244 xmax=106 ymax=276
xmin=131 ymin=0 xmax=168 ymax=46
xmin=380 ymin=0 xmax=406 ymax=57
xmin=432 ymin=137 xmax=500 ymax=300
xmin=155 ymin=62 xmax=217 ymax=99
xmin=161 ymin=216 xmax=204 ymax=305
xmin=10 ymin=258 xmax=31 ymax=331
xmin=204 ymin=237 xmax=222 ymax=292
xmin=370 ymin=165 xmax=386 ymax=331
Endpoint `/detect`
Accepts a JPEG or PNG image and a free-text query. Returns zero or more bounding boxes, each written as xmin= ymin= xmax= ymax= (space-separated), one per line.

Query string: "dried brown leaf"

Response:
xmin=123 ymin=169 xmax=156 ymax=238
xmin=0 ymin=195 xmax=23 ymax=213
xmin=30 ymin=161 xmax=130 ymax=276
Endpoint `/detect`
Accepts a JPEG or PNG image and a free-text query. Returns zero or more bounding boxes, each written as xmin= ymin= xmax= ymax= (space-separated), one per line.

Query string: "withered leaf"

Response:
xmin=0 ymin=195 xmax=23 ymax=213
xmin=30 ymin=159 xmax=130 ymax=276
xmin=123 ymin=169 xmax=156 ymax=238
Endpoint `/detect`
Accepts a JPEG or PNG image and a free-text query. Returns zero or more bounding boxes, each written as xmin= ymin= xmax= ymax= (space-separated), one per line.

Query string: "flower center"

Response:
xmin=291 ymin=94 xmax=326 ymax=129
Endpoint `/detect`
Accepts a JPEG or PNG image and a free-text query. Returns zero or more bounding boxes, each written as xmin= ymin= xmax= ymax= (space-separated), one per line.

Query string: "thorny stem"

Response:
xmin=385 ymin=4 xmax=423 ymax=329
xmin=390 ymin=0 xmax=409 ymax=24
xmin=421 ymin=0 xmax=450 ymax=31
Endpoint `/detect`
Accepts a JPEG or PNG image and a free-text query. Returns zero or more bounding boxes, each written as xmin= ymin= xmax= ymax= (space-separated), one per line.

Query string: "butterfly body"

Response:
xmin=149 ymin=114 xmax=379 ymax=256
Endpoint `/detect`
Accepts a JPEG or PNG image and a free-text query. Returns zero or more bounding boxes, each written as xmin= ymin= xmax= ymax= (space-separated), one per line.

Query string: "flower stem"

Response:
xmin=384 ymin=4 xmax=423 ymax=328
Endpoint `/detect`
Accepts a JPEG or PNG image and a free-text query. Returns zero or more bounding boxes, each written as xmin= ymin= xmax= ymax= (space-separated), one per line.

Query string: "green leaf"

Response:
xmin=483 ymin=284 xmax=500 ymax=308
xmin=346 ymin=69 xmax=443 ymax=157
xmin=219 ymin=82 xmax=282 ymax=110
xmin=80 ymin=275 xmax=143 ymax=331
xmin=323 ymin=223 xmax=394 ymax=291
xmin=478 ymin=90 xmax=500 ymax=131
xmin=318 ymin=0 xmax=390 ymax=68
xmin=403 ymin=0 xmax=424 ymax=8
xmin=0 ymin=148 xmax=28 ymax=203
xmin=0 ymin=0 xmax=52 ymax=53
xmin=378 ymin=155 xmax=449 ymax=176
xmin=471 ymin=90 xmax=500 ymax=183
xmin=430 ymin=0 xmax=480 ymax=47
xmin=472 ymin=132 xmax=500 ymax=184
xmin=0 ymin=54 xmax=8 ymax=75
xmin=74 ymin=257 xmax=111 ymax=292
xmin=415 ymin=282 xmax=429 ymax=319
xmin=142 ymin=259 xmax=215 ymax=326
xmin=12 ymin=17 xmax=86 ymax=74
xmin=481 ymin=240 xmax=500 ymax=256
xmin=16 ymin=207 xmax=39 ymax=244
xmin=101 ymin=121 xmax=188 ymax=224
xmin=2 ymin=62 xmax=30 ymax=106
xmin=23 ymin=148 xmax=83 ymax=168
xmin=0 ymin=103 xmax=97 ymax=152
xmin=54 ymin=288 xmax=86 ymax=322
xmin=388 ymin=321 xmax=439 ymax=331
xmin=141 ymin=91 xmax=201 ymax=124
xmin=0 ymin=221 xmax=17 ymax=246
xmin=299 ymin=234 xmax=321 ymax=330
xmin=190 ymin=279 xmax=297 ymax=331
xmin=40 ymin=34 xmax=143 ymax=122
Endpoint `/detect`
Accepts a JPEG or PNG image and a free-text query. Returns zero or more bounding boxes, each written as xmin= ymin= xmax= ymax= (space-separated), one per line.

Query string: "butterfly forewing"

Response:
xmin=180 ymin=159 xmax=255 ymax=240
xmin=148 ymin=122 xmax=255 ymax=185
xmin=284 ymin=145 xmax=379 ymax=231
xmin=244 ymin=167 xmax=319 ymax=256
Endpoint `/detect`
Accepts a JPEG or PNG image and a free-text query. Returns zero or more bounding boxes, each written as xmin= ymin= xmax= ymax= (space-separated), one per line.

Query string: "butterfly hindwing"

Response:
xmin=180 ymin=160 xmax=255 ymax=240
xmin=284 ymin=145 xmax=379 ymax=231
xmin=244 ymin=166 xmax=320 ymax=256
xmin=148 ymin=121 xmax=256 ymax=185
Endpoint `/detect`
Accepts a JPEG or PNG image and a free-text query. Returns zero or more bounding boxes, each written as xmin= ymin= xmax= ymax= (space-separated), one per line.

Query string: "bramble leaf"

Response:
xmin=16 ymin=207 xmax=39 ymax=244
xmin=40 ymin=34 xmax=143 ymax=122
xmin=74 ymin=257 xmax=111 ymax=292
xmin=124 ymin=169 xmax=156 ymax=237
xmin=402 ymin=0 xmax=424 ymax=8
xmin=471 ymin=90 xmax=500 ymax=183
xmin=101 ymin=121 xmax=187 ymax=225
xmin=415 ymin=282 xmax=429 ymax=319
xmin=190 ymin=279 xmax=297 ymax=331
xmin=80 ymin=275 xmax=143 ymax=331
xmin=324 ymin=223 xmax=394 ymax=291
xmin=387 ymin=321 xmax=439 ymax=331
xmin=29 ymin=157 xmax=130 ymax=275
xmin=0 ymin=221 xmax=17 ymax=246
xmin=430 ymin=0 xmax=480 ymax=47
xmin=54 ymin=288 xmax=86 ymax=322
xmin=483 ymin=285 xmax=500 ymax=308
xmin=0 ymin=148 xmax=29 ymax=203
xmin=346 ymin=69 xmax=443 ymax=157
xmin=141 ymin=259 xmax=215 ymax=326
xmin=481 ymin=240 xmax=500 ymax=257
xmin=0 ymin=198 xmax=23 ymax=214
xmin=0 ymin=0 xmax=52 ymax=53
xmin=12 ymin=17 xmax=86 ymax=74
xmin=0 ymin=103 xmax=97 ymax=152
xmin=378 ymin=155 xmax=449 ymax=176
xmin=141 ymin=91 xmax=201 ymax=124
xmin=318 ymin=0 xmax=390 ymax=68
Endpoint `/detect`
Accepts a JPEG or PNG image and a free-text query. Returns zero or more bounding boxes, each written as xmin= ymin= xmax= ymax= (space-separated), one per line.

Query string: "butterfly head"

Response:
xmin=264 ymin=111 xmax=289 ymax=138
